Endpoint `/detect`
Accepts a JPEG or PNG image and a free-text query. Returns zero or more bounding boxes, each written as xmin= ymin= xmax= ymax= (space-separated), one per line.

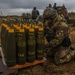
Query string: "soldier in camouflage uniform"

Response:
xmin=54 ymin=4 xmax=69 ymax=21
xmin=61 ymin=4 xmax=69 ymax=20
xmin=32 ymin=7 xmax=40 ymax=20
xmin=56 ymin=7 xmax=67 ymax=23
xmin=43 ymin=8 xmax=75 ymax=65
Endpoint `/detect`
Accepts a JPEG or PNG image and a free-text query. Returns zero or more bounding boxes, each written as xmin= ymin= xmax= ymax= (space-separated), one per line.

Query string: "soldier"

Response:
xmin=49 ymin=4 xmax=52 ymax=8
xmin=43 ymin=8 xmax=75 ymax=65
xmin=32 ymin=7 xmax=40 ymax=20
xmin=53 ymin=3 xmax=57 ymax=10
xmin=56 ymin=6 xmax=67 ymax=23
xmin=62 ymin=4 xmax=69 ymax=20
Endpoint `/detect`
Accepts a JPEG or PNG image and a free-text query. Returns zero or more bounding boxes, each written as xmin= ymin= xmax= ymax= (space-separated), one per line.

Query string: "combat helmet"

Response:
xmin=43 ymin=8 xmax=57 ymax=20
xmin=43 ymin=8 xmax=58 ymax=26
xmin=56 ymin=6 xmax=63 ymax=14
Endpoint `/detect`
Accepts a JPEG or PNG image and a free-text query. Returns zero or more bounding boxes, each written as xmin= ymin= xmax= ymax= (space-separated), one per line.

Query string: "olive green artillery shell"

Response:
xmin=36 ymin=28 xmax=44 ymax=60
xmin=27 ymin=31 xmax=36 ymax=63
xmin=34 ymin=26 xmax=38 ymax=52
xmin=5 ymin=29 xmax=17 ymax=67
xmin=1 ymin=28 xmax=9 ymax=64
xmin=1 ymin=25 xmax=7 ymax=56
xmin=16 ymin=31 xmax=26 ymax=65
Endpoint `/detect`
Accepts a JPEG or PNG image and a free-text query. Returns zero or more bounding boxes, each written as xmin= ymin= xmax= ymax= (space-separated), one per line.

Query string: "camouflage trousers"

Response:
xmin=18 ymin=64 xmax=45 ymax=75
xmin=45 ymin=46 xmax=75 ymax=65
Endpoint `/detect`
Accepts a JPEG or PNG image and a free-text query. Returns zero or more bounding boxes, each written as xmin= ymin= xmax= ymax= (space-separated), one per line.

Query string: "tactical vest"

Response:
xmin=44 ymin=23 xmax=71 ymax=47
xmin=44 ymin=27 xmax=56 ymax=42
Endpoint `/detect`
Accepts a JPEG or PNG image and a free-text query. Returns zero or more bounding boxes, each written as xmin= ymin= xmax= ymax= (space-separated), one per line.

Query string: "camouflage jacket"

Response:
xmin=44 ymin=21 xmax=70 ymax=48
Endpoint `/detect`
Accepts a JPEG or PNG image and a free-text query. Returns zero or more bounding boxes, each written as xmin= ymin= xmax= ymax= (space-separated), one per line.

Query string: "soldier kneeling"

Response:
xmin=43 ymin=8 xmax=75 ymax=65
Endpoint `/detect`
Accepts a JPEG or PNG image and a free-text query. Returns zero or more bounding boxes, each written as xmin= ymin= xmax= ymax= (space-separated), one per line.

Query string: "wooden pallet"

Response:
xmin=10 ymin=59 xmax=46 ymax=69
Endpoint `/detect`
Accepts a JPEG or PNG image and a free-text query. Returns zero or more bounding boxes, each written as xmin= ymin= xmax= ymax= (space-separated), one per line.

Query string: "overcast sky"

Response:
xmin=0 ymin=0 xmax=75 ymax=16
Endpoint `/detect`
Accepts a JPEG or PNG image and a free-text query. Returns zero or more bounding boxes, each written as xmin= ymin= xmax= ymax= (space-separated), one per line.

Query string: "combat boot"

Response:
xmin=54 ymin=49 xmax=75 ymax=65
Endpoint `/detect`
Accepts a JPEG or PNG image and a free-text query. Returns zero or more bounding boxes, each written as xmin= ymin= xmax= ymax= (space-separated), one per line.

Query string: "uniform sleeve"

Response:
xmin=48 ymin=29 xmax=65 ymax=48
